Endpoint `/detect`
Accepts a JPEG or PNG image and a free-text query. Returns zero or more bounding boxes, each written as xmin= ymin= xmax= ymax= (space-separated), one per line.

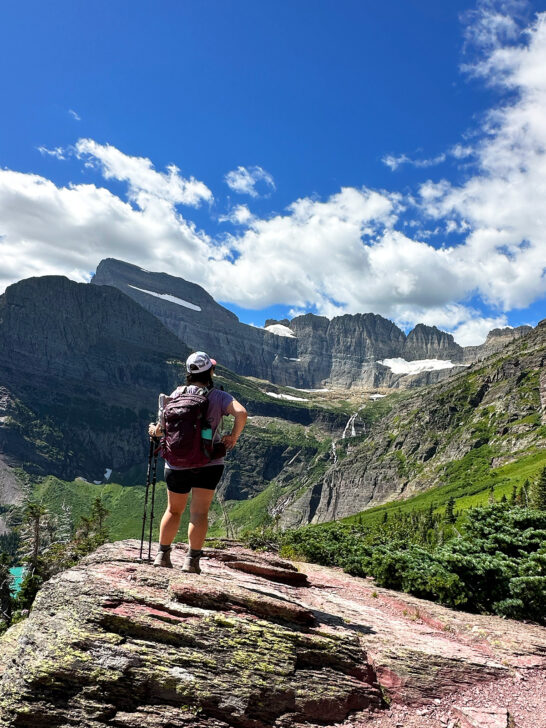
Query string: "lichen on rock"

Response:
xmin=1 ymin=540 xmax=545 ymax=728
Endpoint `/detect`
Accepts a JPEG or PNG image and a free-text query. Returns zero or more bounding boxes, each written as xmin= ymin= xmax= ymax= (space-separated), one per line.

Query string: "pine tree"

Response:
xmin=90 ymin=496 xmax=109 ymax=536
xmin=509 ymin=484 xmax=518 ymax=506
xmin=488 ymin=484 xmax=496 ymax=504
xmin=382 ymin=512 xmax=389 ymax=524
xmin=521 ymin=479 xmax=530 ymax=507
xmin=55 ymin=502 xmax=73 ymax=543
xmin=444 ymin=497 xmax=456 ymax=524
xmin=18 ymin=500 xmax=52 ymax=571
xmin=530 ymin=467 xmax=546 ymax=510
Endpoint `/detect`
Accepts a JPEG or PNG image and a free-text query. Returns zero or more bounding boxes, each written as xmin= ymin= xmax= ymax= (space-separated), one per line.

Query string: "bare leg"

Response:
xmin=188 ymin=488 xmax=215 ymax=550
xmin=159 ymin=490 xmax=189 ymax=546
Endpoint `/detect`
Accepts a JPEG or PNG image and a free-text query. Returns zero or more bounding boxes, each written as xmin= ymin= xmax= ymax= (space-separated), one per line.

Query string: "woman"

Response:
xmin=148 ymin=351 xmax=247 ymax=573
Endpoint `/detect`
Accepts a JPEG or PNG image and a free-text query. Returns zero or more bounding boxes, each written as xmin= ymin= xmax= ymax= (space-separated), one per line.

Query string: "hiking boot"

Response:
xmin=181 ymin=554 xmax=202 ymax=574
xmin=153 ymin=547 xmax=173 ymax=568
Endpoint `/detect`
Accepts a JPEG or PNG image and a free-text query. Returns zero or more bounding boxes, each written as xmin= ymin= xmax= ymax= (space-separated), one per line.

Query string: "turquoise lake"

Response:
xmin=9 ymin=567 xmax=24 ymax=596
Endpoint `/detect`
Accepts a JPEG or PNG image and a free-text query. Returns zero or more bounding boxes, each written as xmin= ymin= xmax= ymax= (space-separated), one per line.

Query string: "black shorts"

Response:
xmin=165 ymin=465 xmax=224 ymax=494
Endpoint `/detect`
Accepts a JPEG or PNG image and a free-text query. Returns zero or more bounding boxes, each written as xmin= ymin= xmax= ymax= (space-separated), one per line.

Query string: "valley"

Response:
xmin=0 ymin=263 xmax=544 ymax=553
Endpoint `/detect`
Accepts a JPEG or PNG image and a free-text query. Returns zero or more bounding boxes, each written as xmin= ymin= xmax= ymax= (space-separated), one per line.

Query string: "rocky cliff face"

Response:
xmin=92 ymin=258 xmax=499 ymax=389
xmin=0 ymin=276 xmax=190 ymax=482
xmin=279 ymin=321 xmax=546 ymax=527
xmin=403 ymin=323 xmax=463 ymax=362
xmin=0 ymin=276 xmax=344 ymax=489
xmin=463 ymin=325 xmax=533 ymax=364
xmin=92 ymin=258 xmax=297 ymax=383
xmin=0 ymin=540 xmax=544 ymax=728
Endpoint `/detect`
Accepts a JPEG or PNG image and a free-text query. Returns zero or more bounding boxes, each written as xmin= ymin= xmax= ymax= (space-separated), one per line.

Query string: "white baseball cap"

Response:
xmin=186 ymin=351 xmax=217 ymax=374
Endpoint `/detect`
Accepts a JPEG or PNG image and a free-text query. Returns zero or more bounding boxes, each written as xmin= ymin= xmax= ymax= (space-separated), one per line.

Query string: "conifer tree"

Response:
xmin=445 ymin=497 xmax=456 ymax=524
xmin=509 ymin=484 xmax=518 ymax=506
xmin=18 ymin=500 xmax=52 ymax=571
xmin=521 ymin=479 xmax=530 ymax=507
xmin=530 ymin=467 xmax=546 ymax=510
xmin=55 ymin=502 xmax=73 ymax=543
xmin=90 ymin=496 xmax=109 ymax=536
xmin=488 ymin=484 xmax=496 ymax=504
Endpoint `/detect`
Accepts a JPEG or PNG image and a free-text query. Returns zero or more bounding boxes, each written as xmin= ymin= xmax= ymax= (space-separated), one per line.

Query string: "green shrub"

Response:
xmin=246 ymin=504 xmax=546 ymax=624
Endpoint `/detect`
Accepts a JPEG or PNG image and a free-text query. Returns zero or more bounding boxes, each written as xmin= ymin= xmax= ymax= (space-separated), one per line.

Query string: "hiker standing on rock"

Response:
xmin=148 ymin=351 xmax=247 ymax=574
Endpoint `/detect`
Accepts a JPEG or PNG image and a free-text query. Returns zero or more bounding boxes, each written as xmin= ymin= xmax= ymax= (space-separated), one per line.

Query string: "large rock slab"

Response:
xmin=1 ymin=541 xmax=545 ymax=728
xmin=0 ymin=541 xmax=381 ymax=727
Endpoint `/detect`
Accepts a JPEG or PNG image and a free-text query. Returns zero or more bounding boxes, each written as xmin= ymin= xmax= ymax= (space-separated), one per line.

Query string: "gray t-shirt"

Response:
xmin=160 ymin=385 xmax=234 ymax=470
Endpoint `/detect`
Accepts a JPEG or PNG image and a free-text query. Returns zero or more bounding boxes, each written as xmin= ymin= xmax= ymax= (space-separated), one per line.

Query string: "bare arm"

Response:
xmin=222 ymin=399 xmax=248 ymax=450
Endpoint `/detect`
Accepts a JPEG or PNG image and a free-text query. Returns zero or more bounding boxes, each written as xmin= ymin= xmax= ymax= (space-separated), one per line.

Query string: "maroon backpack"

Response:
xmin=161 ymin=387 xmax=213 ymax=467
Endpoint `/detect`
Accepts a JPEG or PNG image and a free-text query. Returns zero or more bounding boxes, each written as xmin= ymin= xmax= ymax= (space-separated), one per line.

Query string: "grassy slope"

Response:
xmin=341 ymin=448 xmax=546 ymax=528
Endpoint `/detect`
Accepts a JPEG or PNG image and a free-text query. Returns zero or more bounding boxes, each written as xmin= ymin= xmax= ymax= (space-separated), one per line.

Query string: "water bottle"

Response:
xmin=201 ymin=426 xmax=213 ymax=444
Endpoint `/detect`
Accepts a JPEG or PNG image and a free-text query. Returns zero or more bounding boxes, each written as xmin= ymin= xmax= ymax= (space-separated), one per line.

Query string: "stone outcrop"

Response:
xmin=1 ymin=541 xmax=544 ymax=727
xmin=463 ymin=326 xmax=533 ymax=364
xmin=0 ymin=456 xmax=22 ymax=535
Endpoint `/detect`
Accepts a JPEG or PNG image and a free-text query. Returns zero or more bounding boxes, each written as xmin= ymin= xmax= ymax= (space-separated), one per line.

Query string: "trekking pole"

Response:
xmin=139 ymin=437 xmax=155 ymax=561
xmin=147 ymin=438 xmax=160 ymax=562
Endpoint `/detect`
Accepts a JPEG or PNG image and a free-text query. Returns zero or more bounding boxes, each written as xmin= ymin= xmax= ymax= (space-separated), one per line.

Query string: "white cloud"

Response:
xmin=450 ymin=144 xmax=474 ymax=159
xmin=418 ymin=8 xmax=546 ymax=311
xmin=68 ymin=109 xmax=81 ymax=121
xmin=1 ymin=8 xmax=545 ymax=345
xmin=219 ymin=204 xmax=254 ymax=225
xmin=0 ymin=167 xmax=213 ymax=291
xmin=225 ymin=165 xmax=275 ymax=197
xmin=37 ymin=146 xmax=67 ymax=160
xmin=382 ymin=152 xmax=447 ymax=171
xmin=451 ymin=315 xmax=509 ymax=346
xmin=75 ymin=139 xmax=213 ymax=209
xmin=461 ymin=0 xmax=528 ymax=57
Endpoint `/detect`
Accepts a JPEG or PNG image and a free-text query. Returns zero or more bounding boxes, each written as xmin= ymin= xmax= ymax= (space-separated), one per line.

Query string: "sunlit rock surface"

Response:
xmin=1 ymin=541 xmax=544 ymax=727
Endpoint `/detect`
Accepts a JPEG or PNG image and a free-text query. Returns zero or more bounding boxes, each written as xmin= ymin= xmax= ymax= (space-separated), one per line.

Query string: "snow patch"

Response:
xmin=104 ymin=468 xmax=112 ymax=481
xmin=283 ymin=357 xmax=301 ymax=361
xmin=265 ymin=324 xmax=296 ymax=337
xmin=369 ymin=394 xmax=387 ymax=400
xmin=128 ymin=285 xmax=201 ymax=311
xmin=378 ymin=358 xmax=458 ymax=375
xmin=93 ymin=481 xmax=102 ymax=485
xmin=266 ymin=391 xmax=309 ymax=402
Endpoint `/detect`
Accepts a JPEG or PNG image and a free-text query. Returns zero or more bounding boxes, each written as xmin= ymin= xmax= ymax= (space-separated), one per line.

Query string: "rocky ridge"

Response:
xmin=0 ymin=541 xmax=544 ymax=728
xmin=0 ymin=276 xmax=344 ymax=490
xmin=92 ymin=259 xmax=531 ymax=389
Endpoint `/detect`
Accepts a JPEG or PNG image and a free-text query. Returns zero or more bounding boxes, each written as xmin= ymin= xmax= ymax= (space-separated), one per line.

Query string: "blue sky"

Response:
xmin=0 ymin=0 xmax=545 ymax=344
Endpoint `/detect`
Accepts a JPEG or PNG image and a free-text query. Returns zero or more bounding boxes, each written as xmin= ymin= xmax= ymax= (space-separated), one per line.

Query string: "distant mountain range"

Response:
xmin=92 ymin=258 xmax=532 ymax=389
xmin=0 ymin=262 xmax=543 ymax=539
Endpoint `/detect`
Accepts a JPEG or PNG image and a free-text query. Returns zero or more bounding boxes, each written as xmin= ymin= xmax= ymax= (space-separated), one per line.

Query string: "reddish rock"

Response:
xmin=0 ymin=540 xmax=545 ymax=728
xmin=226 ymin=559 xmax=309 ymax=586
xmin=169 ymin=578 xmax=316 ymax=625
xmin=453 ymin=706 xmax=510 ymax=728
